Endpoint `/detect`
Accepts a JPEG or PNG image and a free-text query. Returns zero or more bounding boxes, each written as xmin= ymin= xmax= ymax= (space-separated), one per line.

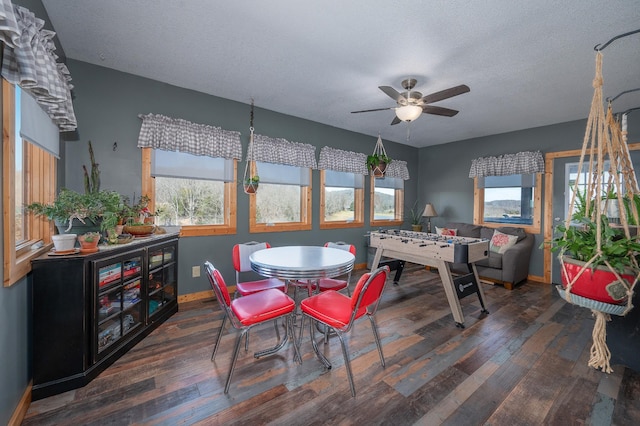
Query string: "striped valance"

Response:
xmin=0 ymin=2 xmax=77 ymax=131
xmin=469 ymin=150 xmax=544 ymax=178
xmin=137 ymin=113 xmax=242 ymax=159
xmin=318 ymin=146 xmax=368 ymax=174
xmin=382 ymin=159 xmax=410 ymax=180
xmin=248 ymin=133 xmax=317 ymax=169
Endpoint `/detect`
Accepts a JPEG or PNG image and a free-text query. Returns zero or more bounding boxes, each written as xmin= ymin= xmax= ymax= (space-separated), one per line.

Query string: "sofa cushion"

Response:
xmin=480 ymin=227 xmax=494 ymax=240
xmin=445 ymin=222 xmax=482 ymax=238
xmin=476 ymin=251 xmax=503 ymax=269
xmin=489 ymin=230 xmax=519 ymax=254
xmin=496 ymin=226 xmax=527 ymax=243
xmin=435 ymin=226 xmax=457 ymax=236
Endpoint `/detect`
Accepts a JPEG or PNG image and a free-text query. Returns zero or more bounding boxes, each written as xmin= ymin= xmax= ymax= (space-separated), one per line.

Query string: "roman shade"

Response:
xmin=19 ymin=86 xmax=59 ymax=158
xmin=152 ymin=150 xmax=234 ymax=182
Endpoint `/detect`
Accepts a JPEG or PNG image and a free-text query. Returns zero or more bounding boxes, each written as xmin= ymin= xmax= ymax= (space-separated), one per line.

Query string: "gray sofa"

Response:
xmin=445 ymin=222 xmax=535 ymax=290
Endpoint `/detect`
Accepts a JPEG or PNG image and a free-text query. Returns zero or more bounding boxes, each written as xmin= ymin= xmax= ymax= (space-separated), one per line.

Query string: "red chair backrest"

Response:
xmin=325 ymin=241 xmax=356 ymax=256
xmin=204 ymin=261 xmax=232 ymax=308
xmin=350 ymin=266 xmax=389 ymax=314
xmin=232 ymin=242 xmax=271 ymax=272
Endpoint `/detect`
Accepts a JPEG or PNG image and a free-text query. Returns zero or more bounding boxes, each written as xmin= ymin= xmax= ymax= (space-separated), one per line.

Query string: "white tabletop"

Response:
xmin=250 ymin=246 xmax=355 ymax=280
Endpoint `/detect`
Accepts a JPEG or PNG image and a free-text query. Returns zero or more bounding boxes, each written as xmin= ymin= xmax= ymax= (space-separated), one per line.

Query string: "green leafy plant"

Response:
xmin=406 ymin=201 xmax=423 ymax=225
xmin=546 ymin=214 xmax=640 ymax=275
xmin=244 ymin=175 xmax=260 ymax=185
xmin=79 ymin=232 xmax=101 ymax=243
xmin=366 ymin=153 xmax=391 ymax=172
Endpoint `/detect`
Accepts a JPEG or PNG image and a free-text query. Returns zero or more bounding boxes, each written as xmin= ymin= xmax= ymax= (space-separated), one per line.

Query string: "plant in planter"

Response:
xmin=406 ymin=201 xmax=423 ymax=232
xmin=78 ymin=232 xmax=101 ymax=253
xmin=366 ymin=153 xmax=391 ymax=178
xmin=243 ymin=175 xmax=260 ymax=194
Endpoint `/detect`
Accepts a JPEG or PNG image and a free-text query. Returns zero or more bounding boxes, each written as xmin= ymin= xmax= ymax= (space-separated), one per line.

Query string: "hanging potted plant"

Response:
xmin=243 ymin=175 xmax=260 ymax=194
xmin=368 ymin=135 xmax=392 ymax=178
xmin=367 ymin=153 xmax=391 ymax=178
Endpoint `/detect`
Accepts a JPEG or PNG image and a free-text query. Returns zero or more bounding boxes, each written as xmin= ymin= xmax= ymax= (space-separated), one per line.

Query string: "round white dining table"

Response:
xmin=249 ymin=245 xmax=355 ymax=281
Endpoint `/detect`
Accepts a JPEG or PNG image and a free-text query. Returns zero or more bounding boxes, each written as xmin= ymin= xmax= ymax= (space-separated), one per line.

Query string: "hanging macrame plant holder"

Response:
xmin=558 ymin=51 xmax=640 ymax=374
xmin=368 ymin=135 xmax=390 ymax=178
xmin=243 ymin=100 xmax=260 ymax=194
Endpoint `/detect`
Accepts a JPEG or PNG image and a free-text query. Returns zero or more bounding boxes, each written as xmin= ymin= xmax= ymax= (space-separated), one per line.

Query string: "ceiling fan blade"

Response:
xmin=423 ymin=105 xmax=459 ymax=117
xmin=379 ymin=86 xmax=404 ymax=103
xmin=422 ymin=84 xmax=470 ymax=104
xmin=390 ymin=116 xmax=402 ymax=125
xmin=351 ymin=107 xmax=394 ymax=114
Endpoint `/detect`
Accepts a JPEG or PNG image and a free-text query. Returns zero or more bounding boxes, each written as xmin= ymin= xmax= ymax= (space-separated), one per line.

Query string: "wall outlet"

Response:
xmin=192 ymin=266 xmax=201 ymax=278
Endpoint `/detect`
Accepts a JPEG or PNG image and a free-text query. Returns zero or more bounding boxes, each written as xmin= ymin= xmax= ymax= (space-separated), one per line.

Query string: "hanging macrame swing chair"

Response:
xmin=557 ymin=51 xmax=640 ymax=374
xmin=243 ymin=100 xmax=259 ymax=194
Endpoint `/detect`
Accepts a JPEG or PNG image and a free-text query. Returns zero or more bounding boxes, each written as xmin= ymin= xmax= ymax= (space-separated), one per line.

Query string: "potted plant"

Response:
xmin=243 ymin=175 xmax=260 ymax=194
xmin=406 ymin=201 xmax=423 ymax=232
xmin=27 ymin=188 xmax=123 ymax=235
xmin=78 ymin=232 xmax=101 ymax=253
xmin=366 ymin=153 xmax=391 ymax=178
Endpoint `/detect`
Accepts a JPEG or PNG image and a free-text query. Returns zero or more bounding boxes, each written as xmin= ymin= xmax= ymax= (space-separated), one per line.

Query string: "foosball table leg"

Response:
xmin=456 ymin=322 xmax=465 ymax=328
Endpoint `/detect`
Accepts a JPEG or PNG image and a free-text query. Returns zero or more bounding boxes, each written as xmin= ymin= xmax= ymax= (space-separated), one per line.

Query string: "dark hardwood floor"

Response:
xmin=24 ymin=264 xmax=640 ymax=425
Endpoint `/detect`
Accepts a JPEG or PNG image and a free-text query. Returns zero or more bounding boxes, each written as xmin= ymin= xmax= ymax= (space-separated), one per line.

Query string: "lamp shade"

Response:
xmin=422 ymin=203 xmax=438 ymax=217
xmin=395 ymin=105 xmax=423 ymax=122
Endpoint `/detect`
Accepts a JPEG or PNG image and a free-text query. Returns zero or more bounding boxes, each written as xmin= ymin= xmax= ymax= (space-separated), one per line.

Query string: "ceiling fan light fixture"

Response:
xmin=395 ymin=104 xmax=422 ymax=122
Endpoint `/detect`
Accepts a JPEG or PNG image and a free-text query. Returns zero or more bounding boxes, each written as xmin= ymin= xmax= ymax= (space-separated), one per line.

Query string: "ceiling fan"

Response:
xmin=351 ymin=78 xmax=470 ymax=125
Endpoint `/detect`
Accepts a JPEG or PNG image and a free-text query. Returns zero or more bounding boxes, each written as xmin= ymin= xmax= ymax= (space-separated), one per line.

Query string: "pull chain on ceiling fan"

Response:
xmin=351 ymin=78 xmax=470 ymax=125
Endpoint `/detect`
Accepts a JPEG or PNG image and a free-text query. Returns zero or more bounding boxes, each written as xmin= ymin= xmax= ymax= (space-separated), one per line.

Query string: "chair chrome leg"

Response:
xmin=254 ymin=318 xmax=289 ymax=358
xmin=368 ymin=315 xmax=385 ymax=367
xmin=308 ymin=317 xmax=332 ymax=369
xmin=211 ymin=315 xmax=227 ymax=361
xmin=225 ymin=328 xmax=248 ymax=393
xmin=335 ymin=330 xmax=356 ymax=397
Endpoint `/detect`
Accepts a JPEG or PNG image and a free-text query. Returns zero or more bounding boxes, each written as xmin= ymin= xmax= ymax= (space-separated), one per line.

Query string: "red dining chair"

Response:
xmin=299 ymin=265 xmax=390 ymax=397
xmin=291 ymin=242 xmax=356 ymax=298
xmin=204 ymin=261 xmax=299 ymax=394
xmin=232 ymin=242 xmax=287 ymax=297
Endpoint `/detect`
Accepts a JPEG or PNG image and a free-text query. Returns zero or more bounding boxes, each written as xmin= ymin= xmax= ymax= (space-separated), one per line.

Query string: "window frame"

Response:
xmin=248 ymin=163 xmax=312 ymax=233
xmin=473 ymin=174 xmax=542 ymax=234
xmin=319 ymin=169 xmax=364 ymax=229
xmin=3 ymin=80 xmax=54 ymax=287
xmin=141 ymin=148 xmax=237 ymax=237
xmin=369 ymin=175 xmax=404 ymax=227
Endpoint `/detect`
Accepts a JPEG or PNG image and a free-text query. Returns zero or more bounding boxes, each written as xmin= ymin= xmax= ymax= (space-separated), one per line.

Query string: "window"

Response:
xmin=370 ymin=176 xmax=404 ymax=226
xmin=249 ymin=161 xmax=312 ymax=233
xmin=3 ymin=80 xmax=55 ymax=286
xmin=141 ymin=148 xmax=237 ymax=236
xmin=320 ymin=170 xmax=364 ymax=229
xmin=473 ymin=173 xmax=541 ymax=233
xmin=564 ymin=161 xmax=619 ymax=221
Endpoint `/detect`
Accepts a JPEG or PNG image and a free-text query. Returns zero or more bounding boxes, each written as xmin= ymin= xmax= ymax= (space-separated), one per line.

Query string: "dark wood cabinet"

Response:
xmin=31 ymin=233 xmax=179 ymax=400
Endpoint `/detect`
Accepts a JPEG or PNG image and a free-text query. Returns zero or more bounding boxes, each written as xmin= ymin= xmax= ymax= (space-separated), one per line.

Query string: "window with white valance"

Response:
xmin=138 ymin=113 xmax=241 ymax=235
xmin=470 ymin=150 xmax=543 ymax=232
xmin=0 ymin=2 xmax=77 ymax=131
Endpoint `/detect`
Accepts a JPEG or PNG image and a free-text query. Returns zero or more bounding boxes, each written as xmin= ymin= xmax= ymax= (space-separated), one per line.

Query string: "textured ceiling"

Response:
xmin=42 ymin=0 xmax=640 ymax=148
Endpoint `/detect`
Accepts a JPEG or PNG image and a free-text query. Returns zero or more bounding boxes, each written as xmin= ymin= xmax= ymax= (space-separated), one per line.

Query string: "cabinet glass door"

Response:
xmin=95 ymin=254 xmax=143 ymax=358
xmin=148 ymin=244 xmax=177 ymax=318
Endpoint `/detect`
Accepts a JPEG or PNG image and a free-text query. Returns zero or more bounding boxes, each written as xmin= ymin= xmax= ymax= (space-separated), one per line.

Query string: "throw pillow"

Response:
xmin=490 ymin=230 xmax=518 ymax=254
xmin=435 ymin=226 xmax=457 ymax=236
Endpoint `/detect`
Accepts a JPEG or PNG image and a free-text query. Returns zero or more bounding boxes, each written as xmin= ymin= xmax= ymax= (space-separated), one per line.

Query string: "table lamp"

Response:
xmin=422 ymin=203 xmax=438 ymax=233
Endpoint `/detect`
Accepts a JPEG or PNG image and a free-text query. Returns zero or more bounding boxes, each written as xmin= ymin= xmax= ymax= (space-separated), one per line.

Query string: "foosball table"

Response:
xmin=369 ymin=229 xmax=490 ymax=327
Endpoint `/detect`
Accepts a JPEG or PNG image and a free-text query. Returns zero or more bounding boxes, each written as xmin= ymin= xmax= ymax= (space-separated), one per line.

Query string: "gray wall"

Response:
xmin=419 ymin=118 xmax=640 ymax=279
xmin=64 ymin=59 xmax=420 ymax=295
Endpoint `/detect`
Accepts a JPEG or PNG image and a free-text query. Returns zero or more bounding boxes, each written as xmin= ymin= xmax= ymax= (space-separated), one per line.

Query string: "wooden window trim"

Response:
xmin=141 ymin=148 xmax=237 ymax=237
xmin=369 ymin=176 xmax=404 ymax=227
xmin=249 ymin=168 xmax=312 ymax=233
xmin=3 ymin=80 xmax=53 ymax=287
xmin=319 ymin=170 xmax=364 ymax=230
xmin=472 ymin=174 xmax=542 ymax=234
